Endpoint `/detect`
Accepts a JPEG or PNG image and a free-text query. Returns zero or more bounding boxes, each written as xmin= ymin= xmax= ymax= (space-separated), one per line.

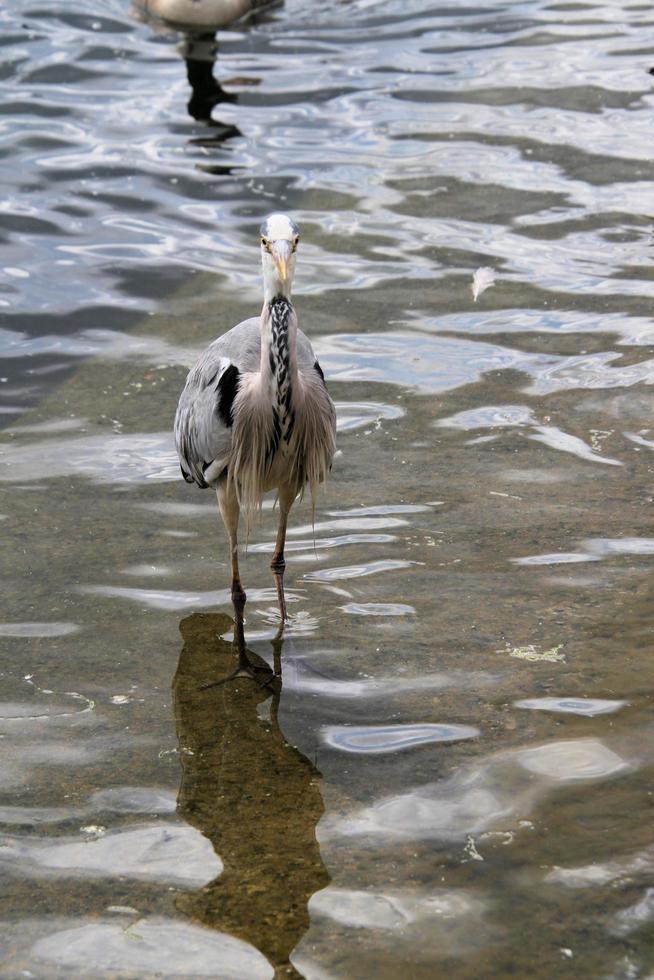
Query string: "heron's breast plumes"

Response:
xmin=227 ymin=298 xmax=336 ymax=516
xmin=268 ymin=296 xmax=296 ymax=452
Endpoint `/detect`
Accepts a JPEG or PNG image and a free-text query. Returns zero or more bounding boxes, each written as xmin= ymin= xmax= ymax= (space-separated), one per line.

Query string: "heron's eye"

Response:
xmin=292 ymin=236 xmax=299 ymax=252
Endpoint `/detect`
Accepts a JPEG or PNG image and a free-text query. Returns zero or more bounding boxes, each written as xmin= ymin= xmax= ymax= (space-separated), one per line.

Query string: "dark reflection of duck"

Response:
xmin=182 ymin=32 xmax=239 ymax=127
xmin=135 ymin=1 xmax=273 ymax=141
xmin=173 ymin=612 xmax=329 ymax=978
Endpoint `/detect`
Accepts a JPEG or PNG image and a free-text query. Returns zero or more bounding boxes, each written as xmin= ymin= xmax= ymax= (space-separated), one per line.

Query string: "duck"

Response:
xmin=135 ymin=0 xmax=274 ymax=30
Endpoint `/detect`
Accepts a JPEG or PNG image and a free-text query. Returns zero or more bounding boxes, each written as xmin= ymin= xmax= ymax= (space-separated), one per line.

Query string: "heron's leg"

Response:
xmin=217 ymin=483 xmax=246 ymax=657
xmin=271 ymin=484 xmax=295 ymax=623
xmin=271 ymin=624 xmax=284 ymax=678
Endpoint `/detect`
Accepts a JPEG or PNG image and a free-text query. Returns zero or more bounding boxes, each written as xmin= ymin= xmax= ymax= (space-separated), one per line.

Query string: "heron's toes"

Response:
xmin=200 ymin=660 xmax=275 ymax=691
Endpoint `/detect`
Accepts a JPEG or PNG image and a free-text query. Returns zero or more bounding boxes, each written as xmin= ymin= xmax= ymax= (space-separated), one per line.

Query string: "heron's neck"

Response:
xmin=262 ymin=266 xmax=292 ymax=305
xmin=260 ymin=295 xmax=298 ymax=459
xmin=260 ymin=293 xmax=297 ymax=378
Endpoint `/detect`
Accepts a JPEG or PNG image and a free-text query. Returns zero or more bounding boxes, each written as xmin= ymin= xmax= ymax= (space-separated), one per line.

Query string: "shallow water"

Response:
xmin=1 ymin=0 xmax=654 ymax=977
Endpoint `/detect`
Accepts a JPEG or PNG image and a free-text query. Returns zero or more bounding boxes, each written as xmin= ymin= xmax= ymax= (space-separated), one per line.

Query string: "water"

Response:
xmin=1 ymin=0 xmax=654 ymax=977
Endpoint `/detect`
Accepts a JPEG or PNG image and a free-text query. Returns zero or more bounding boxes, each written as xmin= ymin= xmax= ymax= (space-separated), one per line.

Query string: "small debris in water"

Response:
xmin=589 ymin=429 xmax=613 ymax=452
xmin=110 ymin=695 xmax=131 ymax=705
xmin=498 ymin=643 xmax=565 ymax=663
xmin=479 ymin=831 xmax=514 ymax=846
xmin=106 ymin=905 xmax=139 ymax=915
xmin=80 ymin=825 xmax=106 ymax=836
xmin=471 ymin=267 xmax=496 ymax=302
xmin=462 ymin=836 xmax=484 ymax=862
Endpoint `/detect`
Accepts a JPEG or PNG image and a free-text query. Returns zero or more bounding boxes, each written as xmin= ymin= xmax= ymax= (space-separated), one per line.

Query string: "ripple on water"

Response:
xmin=1 ymin=823 xmax=220 ymax=888
xmin=416 ymin=309 xmax=654 ymax=348
xmin=547 ymin=842 xmax=654 ymax=890
xmin=137 ymin=501 xmax=218 ymax=517
xmin=249 ymin=533 xmax=398 ymax=554
xmin=610 ymin=889 xmax=654 ymax=938
xmin=516 ymin=740 xmax=629 ymax=780
xmin=284 ymin=658 xmax=474 ymax=700
xmin=0 ymin=787 xmax=176 ymax=827
xmin=529 ymin=425 xmax=622 ymax=467
xmin=340 ymin=602 xmax=415 ymax=616
xmin=586 ymin=537 xmax=654 ymax=558
xmin=325 ymin=504 xmax=436 ymax=517
xmin=322 ymin=723 xmax=479 ymax=754
xmin=4 ymin=417 xmax=88 ymax=435
xmin=435 ymin=405 xmax=536 ymax=430
xmin=513 ymin=551 xmax=598 ymax=566
xmin=77 ymin=584 xmax=292 ymax=611
xmin=289 ymin=516 xmax=409 ymax=535
xmin=7 ymin=917 xmax=273 ymax=979
xmin=0 ymin=805 xmax=79 ymax=827
xmin=120 ymin=563 xmax=172 ymax=577
xmin=305 ymin=559 xmax=415 ymax=582
xmin=0 ymin=697 xmax=94 ymax=732
xmin=0 ymin=432 xmax=178 ymax=485
xmin=335 ymin=400 xmax=406 ymax=432
xmin=515 ymin=697 xmax=626 ymax=717
xmin=310 ymin=886 xmax=478 ymax=931
xmin=0 ymin=732 xmax=159 ymax=794
xmin=0 ymin=622 xmax=80 ymax=638
xmin=0 ymin=328 xmax=198 ymax=367
xmin=514 ymin=537 xmax=654 ymax=566
xmin=436 ymin=405 xmax=622 ymax=467
xmin=626 ymin=431 xmax=654 ymax=451
xmin=321 ymin=332 xmax=654 ymax=399
xmin=324 ymin=738 xmax=632 ymax=843
xmin=320 ymin=331 xmax=539 ymax=394
xmin=90 ymin=786 xmax=177 ymax=815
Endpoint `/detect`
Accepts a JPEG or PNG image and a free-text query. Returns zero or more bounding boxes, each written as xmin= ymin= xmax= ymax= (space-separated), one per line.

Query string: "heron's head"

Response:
xmin=260 ymin=213 xmax=300 ymax=300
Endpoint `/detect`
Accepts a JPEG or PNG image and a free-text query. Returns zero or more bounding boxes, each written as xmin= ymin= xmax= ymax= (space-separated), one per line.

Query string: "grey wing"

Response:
xmin=174 ymin=317 xmax=261 ymax=488
xmin=201 ymin=312 xmax=316 ymax=371
xmin=296 ymin=326 xmax=316 ymax=370
xmin=296 ymin=325 xmax=333 ymax=407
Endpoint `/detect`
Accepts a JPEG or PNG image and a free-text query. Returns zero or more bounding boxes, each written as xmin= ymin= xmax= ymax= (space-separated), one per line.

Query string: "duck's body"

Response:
xmin=136 ymin=0 xmax=270 ymax=29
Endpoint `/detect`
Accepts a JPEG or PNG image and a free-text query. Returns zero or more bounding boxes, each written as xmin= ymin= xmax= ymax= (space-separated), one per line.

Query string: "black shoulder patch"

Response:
xmin=216 ymin=363 xmax=240 ymax=427
xmin=313 ymin=360 xmax=326 ymax=384
xmin=180 ymin=464 xmax=196 ymax=485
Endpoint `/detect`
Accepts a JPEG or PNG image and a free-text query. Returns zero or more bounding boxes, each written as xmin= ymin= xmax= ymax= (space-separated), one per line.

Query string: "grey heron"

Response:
xmin=174 ymin=214 xmax=337 ymax=672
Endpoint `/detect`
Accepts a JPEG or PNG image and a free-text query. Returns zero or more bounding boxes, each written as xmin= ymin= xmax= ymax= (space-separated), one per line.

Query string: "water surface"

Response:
xmin=1 ymin=1 xmax=654 ymax=977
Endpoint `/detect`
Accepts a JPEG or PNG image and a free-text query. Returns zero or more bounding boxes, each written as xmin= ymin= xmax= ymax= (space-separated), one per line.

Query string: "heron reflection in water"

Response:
xmin=174 ymin=612 xmax=329 ymax=977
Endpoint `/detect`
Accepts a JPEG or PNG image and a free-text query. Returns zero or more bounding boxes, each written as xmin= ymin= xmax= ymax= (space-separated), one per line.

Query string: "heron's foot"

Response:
xmin=200 ymin=651 xmax=276 ymax=691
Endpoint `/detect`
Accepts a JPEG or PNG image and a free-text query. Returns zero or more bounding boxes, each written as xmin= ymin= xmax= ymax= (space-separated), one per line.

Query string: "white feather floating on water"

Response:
xmin=471 ymin=267 xmax=496 ymax=302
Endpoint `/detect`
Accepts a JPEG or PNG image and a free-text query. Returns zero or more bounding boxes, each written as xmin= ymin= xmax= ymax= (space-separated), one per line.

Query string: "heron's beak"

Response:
xmin=271 ymin=239 xmax=292 ymax=282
